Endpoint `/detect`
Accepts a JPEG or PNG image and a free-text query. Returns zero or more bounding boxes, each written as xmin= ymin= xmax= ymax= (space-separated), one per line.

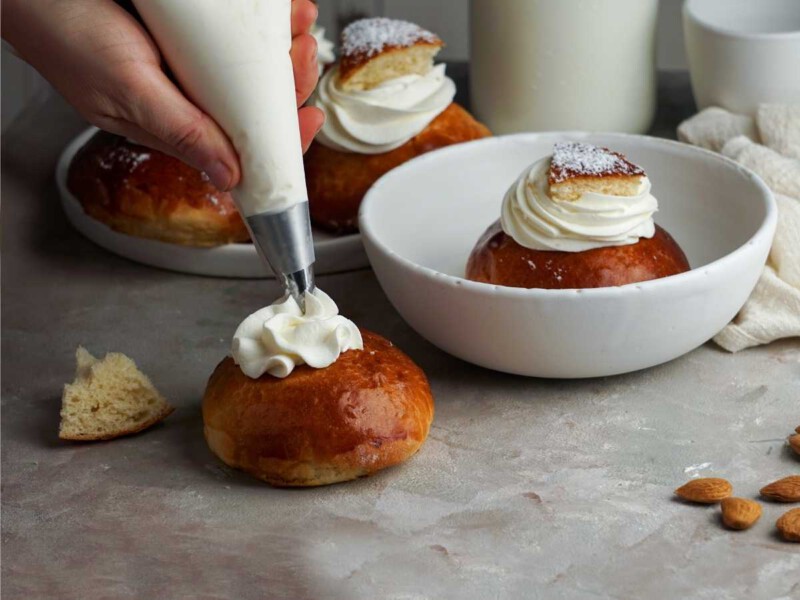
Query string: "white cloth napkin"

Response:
xmin=677 ymin=104 xmax=800 ymax=352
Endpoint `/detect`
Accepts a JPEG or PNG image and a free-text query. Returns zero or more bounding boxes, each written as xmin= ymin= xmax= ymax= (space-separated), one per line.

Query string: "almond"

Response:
xmin=760 ymin=476 xmax=800 ymax=502
xmin=675 ymin=477 xmax=733 ymax=504
xmin=720 ymin=497 xmax=762 ymax=530
xmin=790 ymin=434 xmax=800 ymax=456
xmin=776 ymin=508 xmax=800 ymax=542
xmin=796 ymin=425 xmax=800 ymax=434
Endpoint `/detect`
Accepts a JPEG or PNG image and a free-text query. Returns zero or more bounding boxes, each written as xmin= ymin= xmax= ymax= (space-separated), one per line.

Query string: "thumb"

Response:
xmin=118 ymin=67 xmax=241 ymax=190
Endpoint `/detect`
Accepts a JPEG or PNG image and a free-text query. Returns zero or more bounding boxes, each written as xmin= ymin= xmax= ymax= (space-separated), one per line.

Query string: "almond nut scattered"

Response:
xmin=720 ymin=497 xmax=762 ymax=530
xmin=760 ymin=476 xmax=800 ymax=502
xmin=776 ymin=508 xmax=800 ymax=542
xmin=675 ymin=478 xmax=733 ymax=504
xmin=790 ymin=434 xmax=800 ymax=456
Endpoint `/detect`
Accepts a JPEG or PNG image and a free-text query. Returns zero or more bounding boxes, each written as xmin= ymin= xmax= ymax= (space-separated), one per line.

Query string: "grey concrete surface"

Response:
xmin=2 ymin=74 xmax=799 ymax=600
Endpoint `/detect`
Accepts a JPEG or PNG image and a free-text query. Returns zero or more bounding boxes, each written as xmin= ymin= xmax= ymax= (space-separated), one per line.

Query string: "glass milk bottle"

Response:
xmin=470 ymin=0 xmax=659 ymax=134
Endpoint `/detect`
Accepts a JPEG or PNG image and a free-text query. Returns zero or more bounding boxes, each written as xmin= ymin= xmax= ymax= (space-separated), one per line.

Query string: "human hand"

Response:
xmin=2 ymin=0 xmax=324 ymax=190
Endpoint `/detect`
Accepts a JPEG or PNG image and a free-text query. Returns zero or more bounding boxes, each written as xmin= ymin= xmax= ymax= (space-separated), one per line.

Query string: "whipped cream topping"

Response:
xmin=500 ymin=156 xmax=658 ymax=252
xmin=311 ymin=24 xmax=335 ymax=75
xmin=312 ymin=64 xmax=456 ymax=154
xmin=232 ymin=289 xmax=363 ymax=379
xmin=133 ymin=0 xmax=306 ymax=217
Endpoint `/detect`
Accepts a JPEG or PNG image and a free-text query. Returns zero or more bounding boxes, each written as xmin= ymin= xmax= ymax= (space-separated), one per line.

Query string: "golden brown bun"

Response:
xmin=466 ymin=222 xmax=690 ymax=289
xmin=67 ymin=131 xmax=249 ymax=247
xmin=202 ymin=330 xmax=434 ymax=487
xmin=305 ymin=103 xmax=491 ymax=233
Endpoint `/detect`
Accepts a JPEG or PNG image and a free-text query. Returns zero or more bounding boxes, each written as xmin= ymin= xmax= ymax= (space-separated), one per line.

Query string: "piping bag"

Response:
xmin=133 ymin=0 xmax=315 ymax=308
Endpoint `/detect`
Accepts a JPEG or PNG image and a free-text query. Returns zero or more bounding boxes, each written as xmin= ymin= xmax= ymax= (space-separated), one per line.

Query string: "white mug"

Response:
xmin=684 ymin=0 xmax=800 ymax=115
xmin=470 ymin=0 xmax=659 ymax=134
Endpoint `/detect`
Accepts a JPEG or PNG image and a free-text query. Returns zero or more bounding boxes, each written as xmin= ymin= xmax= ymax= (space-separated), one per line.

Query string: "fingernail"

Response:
xmin=206 ymin=160 xmax=233 ymax=190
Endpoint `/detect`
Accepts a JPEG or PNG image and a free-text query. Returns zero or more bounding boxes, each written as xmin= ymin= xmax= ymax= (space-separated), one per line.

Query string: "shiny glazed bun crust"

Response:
xmin=466 ymin=222 xmax=690 ymax=289
xmin=202 ymin=330 xmax=434 ymax=487
xmin=67 ymin=131 xmax=249 ymax=247
xmin=305 ymin=103 xmax=491 ymax=233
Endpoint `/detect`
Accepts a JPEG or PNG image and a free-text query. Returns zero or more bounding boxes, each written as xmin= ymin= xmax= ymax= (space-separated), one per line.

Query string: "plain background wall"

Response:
xmin=2 ymin=48 xmax=49 ymax=131
xmin=1 ymin=0 xmax=687 ymax=131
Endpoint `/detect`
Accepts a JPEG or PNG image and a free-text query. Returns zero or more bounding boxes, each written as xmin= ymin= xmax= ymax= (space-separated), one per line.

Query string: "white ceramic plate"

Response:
xmin=360 ymin=132 xmax=777 ymax=378
xmin=56 ymin=127 xmax=368 ymax=278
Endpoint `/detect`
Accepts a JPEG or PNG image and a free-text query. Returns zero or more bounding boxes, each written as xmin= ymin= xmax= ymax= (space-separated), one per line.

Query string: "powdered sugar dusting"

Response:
xmin=341 ymin=18 xmax=439 ymax=59
xmin=549 ymin=142 xmax=645 ymax=183
xmin=98 ymin=144 xmax=151 ymax=172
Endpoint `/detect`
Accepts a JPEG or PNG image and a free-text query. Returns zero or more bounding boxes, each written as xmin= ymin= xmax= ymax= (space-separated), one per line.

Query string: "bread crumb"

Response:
xmin=59 ymin=347 xmax=174 ymax=441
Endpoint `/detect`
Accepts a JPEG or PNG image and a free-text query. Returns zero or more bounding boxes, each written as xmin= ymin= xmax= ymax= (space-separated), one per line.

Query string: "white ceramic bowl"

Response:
xmin=684 ymin=0 xmax=800 ymax=114
xmin=359 ymin=133 xmax=776 ymax=378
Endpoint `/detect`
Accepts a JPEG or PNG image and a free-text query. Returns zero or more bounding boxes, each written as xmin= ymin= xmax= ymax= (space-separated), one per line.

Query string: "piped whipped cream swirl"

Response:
xmin=311 ymin=24 xmax=335 ymax=75
xmin=232 ymin=289 xmax=363 ymax=379
xmin=500 ymin=156 xmax=658 ymax=252
xmin=312 ymin=64 xmax=456 ymax=154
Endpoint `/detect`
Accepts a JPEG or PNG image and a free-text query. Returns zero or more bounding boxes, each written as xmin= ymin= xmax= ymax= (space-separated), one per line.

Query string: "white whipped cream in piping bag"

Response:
xmin=233 ymin=289 xmax=363 ymax=379
xmin=136 ymin=0 xmax=318 ymax=322
xmin=501 ymin=156 xmax=658 ymax=252
xmin=136 ymin=2 xmax=362 ymax=377
xmin=312 ymin=64 xmax=456 ymax=154
xmin=132 ymin=0 xmax=307 ymax=217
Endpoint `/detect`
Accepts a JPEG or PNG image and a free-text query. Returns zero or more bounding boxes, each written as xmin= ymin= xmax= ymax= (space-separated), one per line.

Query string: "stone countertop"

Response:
xmin=2 ymin=73 xmax=799 ymax=600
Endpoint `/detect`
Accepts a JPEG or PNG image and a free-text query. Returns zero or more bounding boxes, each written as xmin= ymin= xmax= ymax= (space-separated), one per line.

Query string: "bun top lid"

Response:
xmin=549 ymin=142 xmax=646 ymax=186
xmin=340 ymin=17 xmax=441 ymax=61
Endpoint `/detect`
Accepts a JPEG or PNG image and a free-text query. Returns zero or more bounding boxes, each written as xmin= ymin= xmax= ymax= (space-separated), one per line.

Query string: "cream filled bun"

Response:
xmin=305 ymin=18 xmax=491 ymax=233
xmin=203 ymin=290 xmax=435 ymax=487
xmin=467 ymin=142 xmax=690 ymax=289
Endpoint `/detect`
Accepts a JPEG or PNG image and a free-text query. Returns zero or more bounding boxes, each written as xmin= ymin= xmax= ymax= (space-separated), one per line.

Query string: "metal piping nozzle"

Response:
xmin=246 ymin=201 xmax=316 ymax=310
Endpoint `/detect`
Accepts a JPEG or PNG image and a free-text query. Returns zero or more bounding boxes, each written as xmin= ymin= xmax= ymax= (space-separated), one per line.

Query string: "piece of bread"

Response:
xmin=548 ymin=142 xmax=647 ymax=201
xmin=67 ymin=131 xmax=249 ymax=247
xmin=338 ymin=18 xmax=444 ymax=91
xmin=202 ymin=330 xmax=434 ymax=487
xmin=466 ymin=222 xmax=690 ymax=289
xmin=59 ymin=347 xmax=174 ymax=441
xmin=306 ymin=103 xmax=491 ymax=233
